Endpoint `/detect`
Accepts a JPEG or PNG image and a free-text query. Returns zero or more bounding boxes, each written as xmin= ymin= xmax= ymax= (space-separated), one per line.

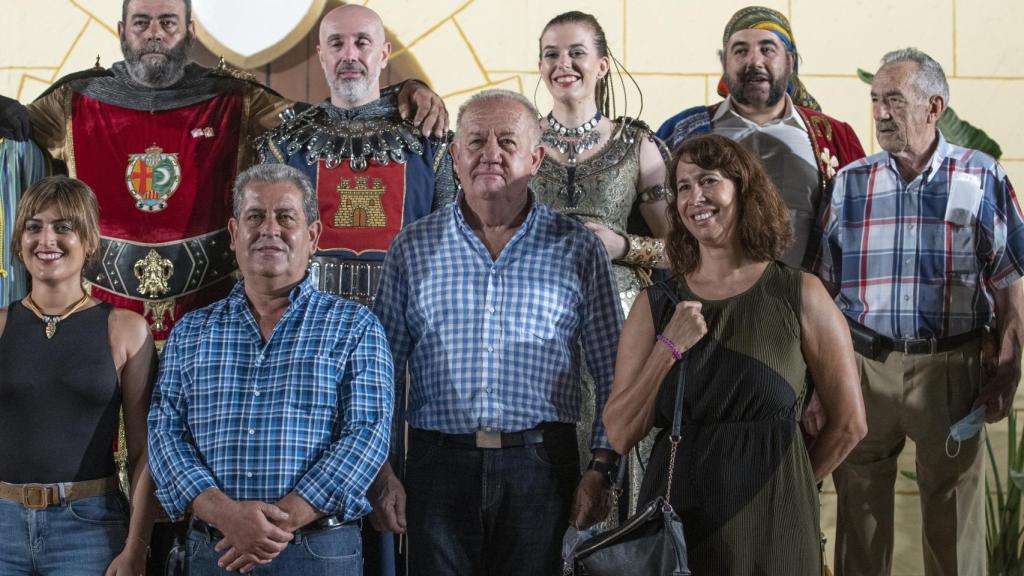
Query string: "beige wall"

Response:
xmin=5 ymin=1 xmax=1022 ymax=186
xmin=3 ymin=2 xmax=1022 ymax=573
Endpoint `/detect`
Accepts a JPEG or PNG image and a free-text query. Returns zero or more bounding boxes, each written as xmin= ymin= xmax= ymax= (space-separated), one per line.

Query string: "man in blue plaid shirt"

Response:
xmin=148 ymin=164 xmax=393 ymax=575
xmin=366 ymin=89 xmax=623 ymax=576
xmin=818 ymin=48 xmax=1024 ymax=575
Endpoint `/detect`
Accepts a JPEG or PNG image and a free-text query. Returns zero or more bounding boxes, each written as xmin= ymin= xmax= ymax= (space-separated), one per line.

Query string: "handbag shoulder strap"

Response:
xmin=653 ymin=280 xmax=688 ymax=503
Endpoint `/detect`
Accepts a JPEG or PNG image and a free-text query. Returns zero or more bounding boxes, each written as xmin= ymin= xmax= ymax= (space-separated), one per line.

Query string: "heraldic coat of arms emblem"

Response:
xmin=125 ymin=145 xmax=182 ymax=212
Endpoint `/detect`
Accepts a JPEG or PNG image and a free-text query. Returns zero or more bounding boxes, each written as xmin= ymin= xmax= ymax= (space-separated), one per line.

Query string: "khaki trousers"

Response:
xmin=833 ymin=340 xmax=986 ymax=576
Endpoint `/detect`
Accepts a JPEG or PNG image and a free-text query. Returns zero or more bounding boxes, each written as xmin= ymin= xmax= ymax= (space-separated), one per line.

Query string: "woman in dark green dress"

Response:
xmin=603 ymin=134 xmax=866 ymax=574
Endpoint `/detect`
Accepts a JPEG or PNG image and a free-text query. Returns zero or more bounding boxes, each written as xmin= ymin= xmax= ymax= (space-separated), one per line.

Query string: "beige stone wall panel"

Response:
xmin=791 ymin=0 xmax=954 ymax=77
xmin=947 ymin=78 xmax=1024 ymax=160
xmin=800 ymin=75 xmax=873 ymax=152
xmin=955 ymin=0 xmax=1024 ymax=77
xmin=368 ymin=0 xmax=473 ymax=43
xmin=624 ymin=0 xmax=789 ymax=74
xmin=455 ymin=0 xmax=625 ymax=74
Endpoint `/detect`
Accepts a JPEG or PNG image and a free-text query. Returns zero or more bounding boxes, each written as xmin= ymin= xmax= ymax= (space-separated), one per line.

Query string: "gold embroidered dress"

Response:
xmin=531 ymin=117 xmax=665 ymax=517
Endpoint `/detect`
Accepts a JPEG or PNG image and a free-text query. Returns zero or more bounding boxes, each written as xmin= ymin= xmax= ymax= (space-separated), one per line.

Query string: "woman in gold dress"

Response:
xmin=532 ymin=10 xmax=672 ymax=520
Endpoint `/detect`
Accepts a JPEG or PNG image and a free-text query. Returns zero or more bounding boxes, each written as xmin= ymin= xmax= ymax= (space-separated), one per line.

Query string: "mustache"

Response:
xmin=251 ymin=240 xmax=287 ymax=251
xmin=877 ymin=120 xmax=898 ymax=131
xmin=741 ymin=69 xmax=772 ymax=82
xmin=335 ymin=62 xmax=367 ymax=76
xmin=139 ymin=39 xmax=171 ymax=56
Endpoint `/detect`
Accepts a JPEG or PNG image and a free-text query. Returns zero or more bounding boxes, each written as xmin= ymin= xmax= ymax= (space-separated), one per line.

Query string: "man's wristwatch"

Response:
xmin=586 ymin=458 xmax=617 ymax=487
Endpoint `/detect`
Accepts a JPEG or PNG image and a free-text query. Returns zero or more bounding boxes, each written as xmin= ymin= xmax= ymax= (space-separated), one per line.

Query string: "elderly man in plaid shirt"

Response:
xmin=367 ymin=89 xmax=623 ymax=576
xmin=148 ymin=164 xmax=393 ymax=576
xmin=818 ymin=48 xmax=1024 ymax=576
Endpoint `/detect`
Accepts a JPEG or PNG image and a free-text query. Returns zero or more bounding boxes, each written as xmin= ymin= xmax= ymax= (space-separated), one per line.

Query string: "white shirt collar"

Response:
xmin=714 ymin=94 xmax=807 ymax=132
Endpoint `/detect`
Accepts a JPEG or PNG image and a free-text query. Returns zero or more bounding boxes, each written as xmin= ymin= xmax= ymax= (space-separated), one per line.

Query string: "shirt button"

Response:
xmin=904 ymin=295 xmax=910 ymax=301
xmin=486 ymin=387 xmax=492 ymax=393
xmin=248 ymin=429 xmax=255 ymax=435
xmin=245 ymin=472 xmax=253 ymax=478
xmin=490 ymin=268 xmax=497 ymax=275
xmin=905 ymin=258 xmax=911 ymax=265
xmin=486 ymin=346 xmax=494 ymax=353
xmin=909 ymin=224 xmax=915 ymax=230
xmin=487 ymin=307 xmax=495 ymax=314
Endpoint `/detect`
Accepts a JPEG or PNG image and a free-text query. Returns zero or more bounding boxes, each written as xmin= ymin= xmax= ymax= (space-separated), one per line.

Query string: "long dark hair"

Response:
xmin=665 ymin=135 xmax=792 ymax=276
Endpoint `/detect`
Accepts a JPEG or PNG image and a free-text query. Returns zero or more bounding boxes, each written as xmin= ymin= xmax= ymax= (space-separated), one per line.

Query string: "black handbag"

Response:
xmin=573 ymin=343 xmax=692 ymax=576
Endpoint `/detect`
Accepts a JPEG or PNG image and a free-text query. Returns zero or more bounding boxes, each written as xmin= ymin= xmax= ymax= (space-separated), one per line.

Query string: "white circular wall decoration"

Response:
xmin=192 ymin=0 xmax=328 ymax=68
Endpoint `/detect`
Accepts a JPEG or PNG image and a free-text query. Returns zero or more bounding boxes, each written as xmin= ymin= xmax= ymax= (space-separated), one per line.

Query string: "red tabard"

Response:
xmin=316 ymin=160 xmax=407 ymax=257
xmin=68 ymin=91 xmax=245 ymax=340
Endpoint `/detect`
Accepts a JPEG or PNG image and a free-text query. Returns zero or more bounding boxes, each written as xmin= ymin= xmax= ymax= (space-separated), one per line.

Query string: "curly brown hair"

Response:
xmin=665 ymin=134 xmax=792 ymax=276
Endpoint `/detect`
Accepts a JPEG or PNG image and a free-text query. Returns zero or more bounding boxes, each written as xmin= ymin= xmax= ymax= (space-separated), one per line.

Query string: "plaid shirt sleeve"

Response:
xmin=580 ymin=235 xmax=624 ymax=451
xmin=815 ymin=168 xmax=849 ymax=286
xmin=294 ymin=308 xmax=394 ymax=515
xmin=147 ymin=315 xmax=219 ymax=520
xmin=982 ymin=165 xmax=1024 ymax=289
xmin=372 ymin=239 xmax=412 ymax=459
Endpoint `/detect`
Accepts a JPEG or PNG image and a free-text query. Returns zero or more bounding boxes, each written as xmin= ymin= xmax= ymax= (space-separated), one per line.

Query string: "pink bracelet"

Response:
xmin=656 ymin=334 xmax=683 ymax=360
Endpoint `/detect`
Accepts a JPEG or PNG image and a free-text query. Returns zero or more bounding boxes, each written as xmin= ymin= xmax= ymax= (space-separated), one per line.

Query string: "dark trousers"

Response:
xmin=404 ymin=426 xmax=580 ymax=576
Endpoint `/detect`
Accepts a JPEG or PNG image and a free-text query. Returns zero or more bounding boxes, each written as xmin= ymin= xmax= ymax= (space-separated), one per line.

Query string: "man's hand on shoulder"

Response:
xmin=368 ymin=461 xmax=407 ymax=533
xmin=0 ymin=94 xmax=31 ymax=141
xmin=397 ymin=79 xmax=448 ymax=139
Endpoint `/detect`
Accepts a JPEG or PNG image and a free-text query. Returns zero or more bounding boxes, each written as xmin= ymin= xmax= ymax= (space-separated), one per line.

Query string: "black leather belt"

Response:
xmin=83 ymin=229 xmax=235 ymax=300
xmin=410 ymin=422 xmax=573 ymax=449
xmin=189 ymin=515 xmax=352 ymax=543
xmin=847 ymin=317 xmax=985 ymax=359
xmin=309 ymin=256 xmax=383 ymax=305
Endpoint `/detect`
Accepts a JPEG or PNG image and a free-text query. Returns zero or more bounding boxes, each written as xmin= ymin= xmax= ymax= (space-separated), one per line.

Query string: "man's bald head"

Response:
xmin=319 ymin=4 xmax=385 ymax=44
xmin=317 ymin=4 xmax=391 ymax=109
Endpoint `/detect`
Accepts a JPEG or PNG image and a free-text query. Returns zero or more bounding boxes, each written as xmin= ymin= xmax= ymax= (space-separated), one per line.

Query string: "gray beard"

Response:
xmin=328 ymin=74 xmax=374 ymax=107
xmin=121 ymin=38 xmax=190 ymax=88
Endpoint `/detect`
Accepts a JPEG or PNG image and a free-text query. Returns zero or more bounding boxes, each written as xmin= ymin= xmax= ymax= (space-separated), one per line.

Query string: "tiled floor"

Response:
xmin=820 ymin=397 xmax=1024 ymax=575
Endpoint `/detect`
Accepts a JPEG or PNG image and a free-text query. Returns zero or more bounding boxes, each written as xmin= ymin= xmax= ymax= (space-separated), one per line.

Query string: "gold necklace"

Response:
xmin=22 ymin=292 xmax=91 ymax=339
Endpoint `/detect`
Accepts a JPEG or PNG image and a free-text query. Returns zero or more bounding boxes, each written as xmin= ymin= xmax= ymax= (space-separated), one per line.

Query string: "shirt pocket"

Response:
xmin=945 ymin=222 xmax=980 ymax=277
xmin=284 ymin=355 xmax=340 ymax=416
xmin=514 ymin=286 xmax=576 ymax=341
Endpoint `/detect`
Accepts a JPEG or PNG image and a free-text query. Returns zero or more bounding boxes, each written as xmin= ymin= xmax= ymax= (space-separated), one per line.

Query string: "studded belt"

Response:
xmin=83 ymin=229 xmax=235 ymax=301
xmin=309 ymin=256 xmax=383 ymax=305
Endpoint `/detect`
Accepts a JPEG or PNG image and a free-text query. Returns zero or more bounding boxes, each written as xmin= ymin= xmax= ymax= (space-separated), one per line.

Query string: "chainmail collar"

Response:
xmin=70 ymin=61 xmax=246 ymax=112
xmin=258 ymin=96 xmax=425 ymax=172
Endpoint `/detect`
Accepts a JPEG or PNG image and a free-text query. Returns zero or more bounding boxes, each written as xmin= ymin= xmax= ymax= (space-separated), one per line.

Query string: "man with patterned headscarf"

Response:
xmin=656 ymin=5 xmax=865 ymax=271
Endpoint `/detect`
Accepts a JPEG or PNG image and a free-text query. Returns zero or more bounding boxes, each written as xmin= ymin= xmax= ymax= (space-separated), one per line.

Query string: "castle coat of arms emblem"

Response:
xmin=125 ymin=145 xmax=182 ymax=212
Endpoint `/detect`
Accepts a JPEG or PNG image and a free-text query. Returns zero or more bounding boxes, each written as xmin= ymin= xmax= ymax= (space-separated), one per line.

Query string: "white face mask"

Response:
xmin=562 ymin=525 xmax=598 ymax=573
xmin=945 ymin=405 xmax=987 ymax=458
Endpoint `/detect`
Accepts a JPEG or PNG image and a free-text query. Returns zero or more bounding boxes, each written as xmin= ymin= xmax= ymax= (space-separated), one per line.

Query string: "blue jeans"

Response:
xmin=0 ymin=493 xmax=129 ymax=575
xmin=186 ymin=522 xmax=362 ymax=575
xmin=404 ymin=426 xmax=580 ymax=576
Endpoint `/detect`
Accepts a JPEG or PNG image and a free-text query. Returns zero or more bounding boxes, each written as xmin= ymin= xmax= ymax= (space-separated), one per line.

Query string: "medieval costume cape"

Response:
xmin=26 ymin=62 xmax=289 ymax=340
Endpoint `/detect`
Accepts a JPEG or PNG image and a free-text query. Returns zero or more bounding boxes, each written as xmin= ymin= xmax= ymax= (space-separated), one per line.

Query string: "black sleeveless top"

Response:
xmin=638 ymin=262 xmax=821 ymax=574
xmin=0 ymin=301 xmax=120 ymax=483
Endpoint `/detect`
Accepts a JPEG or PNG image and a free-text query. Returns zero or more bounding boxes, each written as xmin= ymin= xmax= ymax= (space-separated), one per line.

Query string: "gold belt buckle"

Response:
xmin=22 ymin=484 xmax=51 ymax=509
xmin=475 ymin=430 xmax=503 ymax=449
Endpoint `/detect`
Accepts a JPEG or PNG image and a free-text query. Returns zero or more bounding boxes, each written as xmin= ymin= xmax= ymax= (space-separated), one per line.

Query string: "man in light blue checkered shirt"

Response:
xmin=148 ymin=164 xmax=393 ymax=575
xmin=366 ymin=89 xmax=623 ymax=576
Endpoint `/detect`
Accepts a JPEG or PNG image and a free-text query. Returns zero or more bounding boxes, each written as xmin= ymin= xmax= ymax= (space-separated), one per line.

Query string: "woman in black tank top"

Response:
xmin=0 ymin=176 xmax=157 ymax=576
